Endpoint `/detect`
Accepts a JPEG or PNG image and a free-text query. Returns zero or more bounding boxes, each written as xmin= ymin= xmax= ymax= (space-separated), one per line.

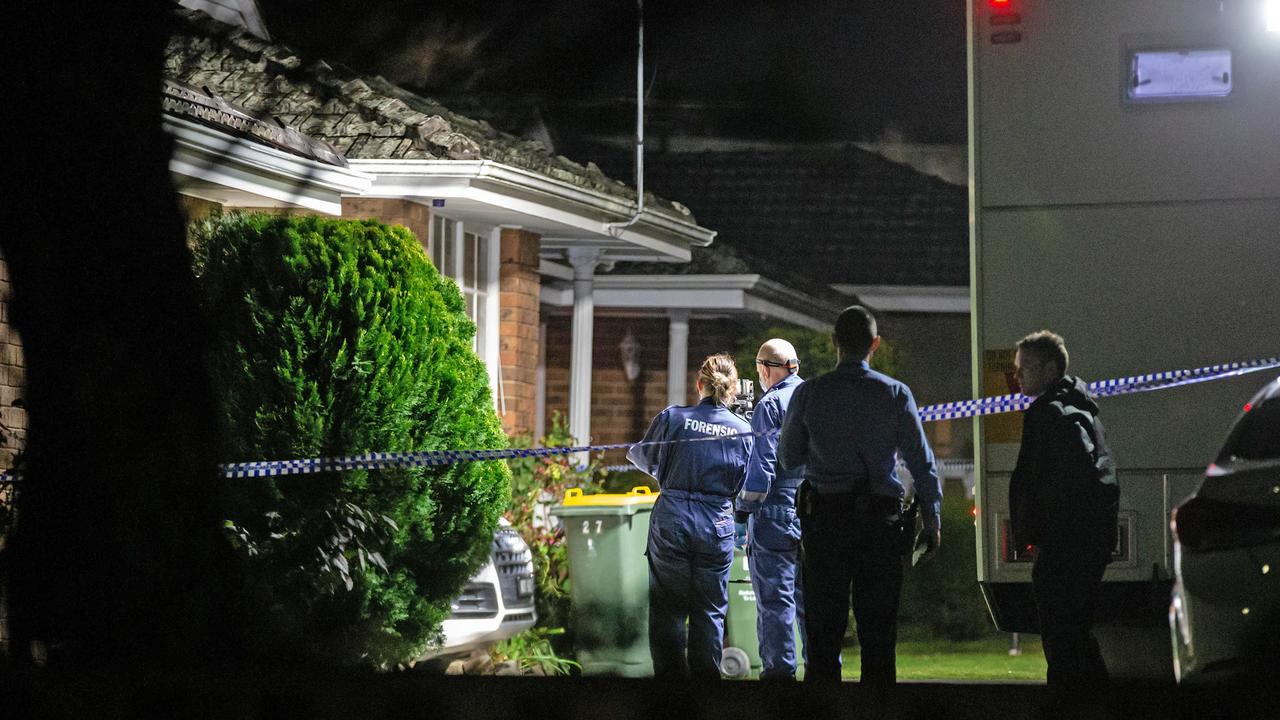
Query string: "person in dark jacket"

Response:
xmin=778 ymin=306 xmax=940 ymax=685
xmin=628 ymin=352 xmax=753 ymax=679
xmin=1009 ymin=330 xmax=1118 ymax=688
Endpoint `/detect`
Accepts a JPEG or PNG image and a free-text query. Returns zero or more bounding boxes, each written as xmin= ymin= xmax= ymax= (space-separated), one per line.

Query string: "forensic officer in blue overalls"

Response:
xmin=735 ymin=338 xmax=807 ymax=680
xmin=628 ymin=353 xmax=753 ymax=679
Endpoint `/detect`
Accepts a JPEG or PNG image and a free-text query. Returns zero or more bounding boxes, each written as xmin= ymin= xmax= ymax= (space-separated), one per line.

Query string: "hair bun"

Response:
xmin=697 ymin=353 xmax=740 ymax=405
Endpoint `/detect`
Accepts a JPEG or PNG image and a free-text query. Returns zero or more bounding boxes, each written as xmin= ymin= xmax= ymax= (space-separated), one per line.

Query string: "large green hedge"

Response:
xmin=191 ymin=212 xmax=509 ymax=666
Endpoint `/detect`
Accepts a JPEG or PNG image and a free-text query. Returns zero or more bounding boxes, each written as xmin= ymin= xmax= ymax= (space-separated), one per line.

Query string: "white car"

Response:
xmin=422 ymin=519 xmax=537 ymax=660
xmin=1170 ymin=376 xmax=1280 ymax=682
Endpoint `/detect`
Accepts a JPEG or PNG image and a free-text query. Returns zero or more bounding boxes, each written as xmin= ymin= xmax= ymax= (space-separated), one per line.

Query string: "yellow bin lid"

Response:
xmin=561 ymin=486 xmax=658 ymax=507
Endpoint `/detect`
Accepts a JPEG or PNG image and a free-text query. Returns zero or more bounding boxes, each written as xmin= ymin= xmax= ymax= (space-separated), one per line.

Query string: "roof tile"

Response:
xmin=165 ymin=7 xmax=692 ymax=220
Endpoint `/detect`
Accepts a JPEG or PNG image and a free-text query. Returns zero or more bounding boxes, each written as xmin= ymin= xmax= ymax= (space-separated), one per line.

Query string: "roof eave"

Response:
xmin=348 ymin=159 xmax=715 ymax=261
xmin=541 ymin=274 xmax=839 ymax=331
xmin=166 ymin=115 xmax=374 ymax=214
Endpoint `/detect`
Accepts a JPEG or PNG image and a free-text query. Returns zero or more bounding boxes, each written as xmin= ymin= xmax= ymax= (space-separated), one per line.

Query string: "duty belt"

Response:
xmin=801 ymin=482 xmax=902 ymax=521
xmin=804 ymin=475 xmax=872 ymax=495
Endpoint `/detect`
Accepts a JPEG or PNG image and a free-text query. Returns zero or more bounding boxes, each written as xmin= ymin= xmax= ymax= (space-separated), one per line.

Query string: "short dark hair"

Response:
xmin=834 ymin=305 xmax=878 ymax=358
xmin=1017 ymin=330 xmax=1069 ymax=377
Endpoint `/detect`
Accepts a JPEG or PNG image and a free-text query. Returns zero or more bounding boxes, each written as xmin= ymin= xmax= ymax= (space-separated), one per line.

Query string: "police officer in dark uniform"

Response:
xmin=779 ymin=306 xmax=941 ymax=685
xmin=628 ymin=352 xmax=753 ymax=679
xmin=735 ymin=338 xmax=807 ymax=680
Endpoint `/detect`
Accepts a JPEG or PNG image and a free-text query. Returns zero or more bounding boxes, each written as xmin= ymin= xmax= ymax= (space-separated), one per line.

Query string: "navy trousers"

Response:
xmin=647 ymin=492 xmax=735 ymax=679
xmin=748 ymin=501 xmax=806 ymax=679
xmin=800 ymin=494 xmax=905 ymax=685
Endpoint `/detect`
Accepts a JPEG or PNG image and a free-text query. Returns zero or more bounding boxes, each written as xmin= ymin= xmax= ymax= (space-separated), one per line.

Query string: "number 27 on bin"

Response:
xmin=582 ymin=520 xmax=604 ymax=535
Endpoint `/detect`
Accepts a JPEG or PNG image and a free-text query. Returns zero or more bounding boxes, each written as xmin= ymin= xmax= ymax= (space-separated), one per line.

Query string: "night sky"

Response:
xmin=258 ymin=0 xmax=968 ymax=144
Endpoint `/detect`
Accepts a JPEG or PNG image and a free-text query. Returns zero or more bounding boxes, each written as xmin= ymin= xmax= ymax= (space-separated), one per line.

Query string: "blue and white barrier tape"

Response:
xmin=916 ymin=354 xmax=1280 ymax=423
xmin=1 ymin=354 xmax=1277 ymax=484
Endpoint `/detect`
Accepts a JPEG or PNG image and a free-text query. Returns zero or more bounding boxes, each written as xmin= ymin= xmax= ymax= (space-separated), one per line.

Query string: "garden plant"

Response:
xmin=191 ymin=212 xmax=509 ymax=667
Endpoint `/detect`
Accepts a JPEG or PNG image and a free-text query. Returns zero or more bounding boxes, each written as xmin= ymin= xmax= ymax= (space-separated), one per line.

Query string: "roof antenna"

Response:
xmin=607 ymin=0 xmax=645 ymax=236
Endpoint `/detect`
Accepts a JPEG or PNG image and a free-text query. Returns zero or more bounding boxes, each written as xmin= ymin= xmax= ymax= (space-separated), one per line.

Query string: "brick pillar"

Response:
xmin=341 ymin=198 xmax=431 ymax=248
xmin=0 ymin=253 xmax=25 ymax=472
xmin=499 ymin=229 xmax=541 ymax=437
xmin=178 ymin=194 xmax=222 ymax=224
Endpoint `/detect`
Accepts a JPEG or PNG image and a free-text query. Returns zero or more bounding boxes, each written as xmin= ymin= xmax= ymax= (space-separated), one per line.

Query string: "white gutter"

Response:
xmin=540 ymin=274 xmax=840 ymax=331
xmin=349 ymin=159 xmax=715 ymax=258
xmin=830 ymin=284 xmax=971 ymax=314
xmin=166 ymin=116 xmax=373 ymax=215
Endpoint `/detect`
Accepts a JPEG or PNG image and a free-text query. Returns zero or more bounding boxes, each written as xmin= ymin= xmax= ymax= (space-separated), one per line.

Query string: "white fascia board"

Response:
xmin=830 ymin=284 xmax=971 ymax=314
xmin=539 ymin=273 xmax=836 ymax=329
xmin=742 ymin=295 xmax=834 ymax=332
xmin=539 ymin=259 xmax=574 ymax=281
xmin=348 ymin=159 xmax=714 ymax=259
xmin=594 ymin=274 xmax=761 ymax=292
xmin=595 ymin=287 xmax=748 ymax=309
xmin=166 ymin=116 xmax=373 ymax=214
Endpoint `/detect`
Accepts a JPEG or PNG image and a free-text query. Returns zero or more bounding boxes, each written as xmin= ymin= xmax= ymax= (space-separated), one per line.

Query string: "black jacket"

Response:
xmin=1009 ymin=376 xmax=1119 ymax=551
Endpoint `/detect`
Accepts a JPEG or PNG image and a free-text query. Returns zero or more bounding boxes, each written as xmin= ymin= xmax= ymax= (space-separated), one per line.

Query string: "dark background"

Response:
xmin=259 ymin=0 xmax=968 ymax=144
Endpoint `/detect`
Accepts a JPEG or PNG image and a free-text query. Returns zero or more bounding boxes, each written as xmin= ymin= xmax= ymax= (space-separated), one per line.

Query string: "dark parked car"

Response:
xmin=1170 ymin=376 xmax=1280 ymax=681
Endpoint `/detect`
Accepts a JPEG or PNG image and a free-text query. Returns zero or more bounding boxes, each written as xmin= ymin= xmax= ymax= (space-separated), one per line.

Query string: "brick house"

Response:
xmin=0 ymin=3 xmax=848 ymax=480
xmin=170 ymin=5 xmax=849 ymax=462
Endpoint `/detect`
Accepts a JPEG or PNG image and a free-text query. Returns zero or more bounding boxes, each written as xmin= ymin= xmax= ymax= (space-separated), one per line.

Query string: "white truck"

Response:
xmin=967 ymin=0 xmax=1280 ymax=677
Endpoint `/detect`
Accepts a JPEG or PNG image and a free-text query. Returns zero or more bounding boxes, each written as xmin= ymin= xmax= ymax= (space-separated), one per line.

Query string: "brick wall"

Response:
xmin=499 ymin=229 xmax=541 ymax=437
xmin=544 ymin=314 xmax=743 ymax=465
xmin=341 ymin=197 xmax=431 ymax=248
xmin=0 ymin=253 xmax=26 ymax=472
xmin=178 ymin=194 xmax=223 ymax=223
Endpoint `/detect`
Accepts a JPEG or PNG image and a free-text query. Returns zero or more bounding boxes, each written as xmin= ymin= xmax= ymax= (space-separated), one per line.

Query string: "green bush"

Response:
xmin=734 ymin=324 xmax=902 ymax=386
xmin=191 ymin=212 xmax=509 ymax=667
xmin=899 ymin=479 xmax=994 ymax=640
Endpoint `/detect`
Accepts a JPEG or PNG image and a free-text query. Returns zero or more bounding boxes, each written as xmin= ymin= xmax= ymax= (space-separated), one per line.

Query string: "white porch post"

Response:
xmin=535 ymin=321 xmax=547 ymax=442
xmin=567 ymin=248 xmax=602 ymax=461
xmin=667 ymin=309 xmax=690 ymax=406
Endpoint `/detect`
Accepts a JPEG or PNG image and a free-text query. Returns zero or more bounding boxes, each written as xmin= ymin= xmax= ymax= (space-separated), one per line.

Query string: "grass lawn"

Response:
xmin=839 ymin=635 xmax=1047 ymax=682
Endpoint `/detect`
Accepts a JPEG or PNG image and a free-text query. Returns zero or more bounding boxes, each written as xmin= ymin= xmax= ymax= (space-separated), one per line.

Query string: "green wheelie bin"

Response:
xmin=551 ymin=486 xmax=657 ymax=677
xmin=722 ymin=547 xmax=761 ymax=678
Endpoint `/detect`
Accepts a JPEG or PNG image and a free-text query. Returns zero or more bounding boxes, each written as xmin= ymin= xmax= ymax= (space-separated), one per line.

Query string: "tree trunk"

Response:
xmin=2 ymin=5 xmax=240 ymax=671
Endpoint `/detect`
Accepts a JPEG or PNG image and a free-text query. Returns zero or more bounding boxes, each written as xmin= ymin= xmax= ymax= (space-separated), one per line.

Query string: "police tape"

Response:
xmin=915 ymin=354 xmax=1280 ymax=423
xmin=0 ymin=354 xmax=1276 ymax=484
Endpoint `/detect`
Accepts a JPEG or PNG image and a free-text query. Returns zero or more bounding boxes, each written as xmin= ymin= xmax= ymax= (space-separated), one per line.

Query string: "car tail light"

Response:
xmin=1172 ymin=496 xmax=1280 ymax=553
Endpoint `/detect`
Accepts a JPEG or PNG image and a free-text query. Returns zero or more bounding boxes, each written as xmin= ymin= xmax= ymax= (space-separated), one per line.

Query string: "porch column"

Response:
xmin=667 ymin=309 xmax=690 ymax=406
xmin=567 ymin=248 xmax=602 ymax=459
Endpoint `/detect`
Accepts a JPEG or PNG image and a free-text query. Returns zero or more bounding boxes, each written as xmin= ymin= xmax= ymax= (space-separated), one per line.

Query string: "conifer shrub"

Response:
xmin=191 ymin=212 xmax=509 ymax=666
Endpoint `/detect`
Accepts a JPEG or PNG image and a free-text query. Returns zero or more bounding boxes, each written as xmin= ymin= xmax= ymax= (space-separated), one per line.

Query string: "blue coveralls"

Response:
xmin=734 ymin=373 xmax=807 ymax=679
xmin=628 ymin=398 xmax=753 ymax=679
